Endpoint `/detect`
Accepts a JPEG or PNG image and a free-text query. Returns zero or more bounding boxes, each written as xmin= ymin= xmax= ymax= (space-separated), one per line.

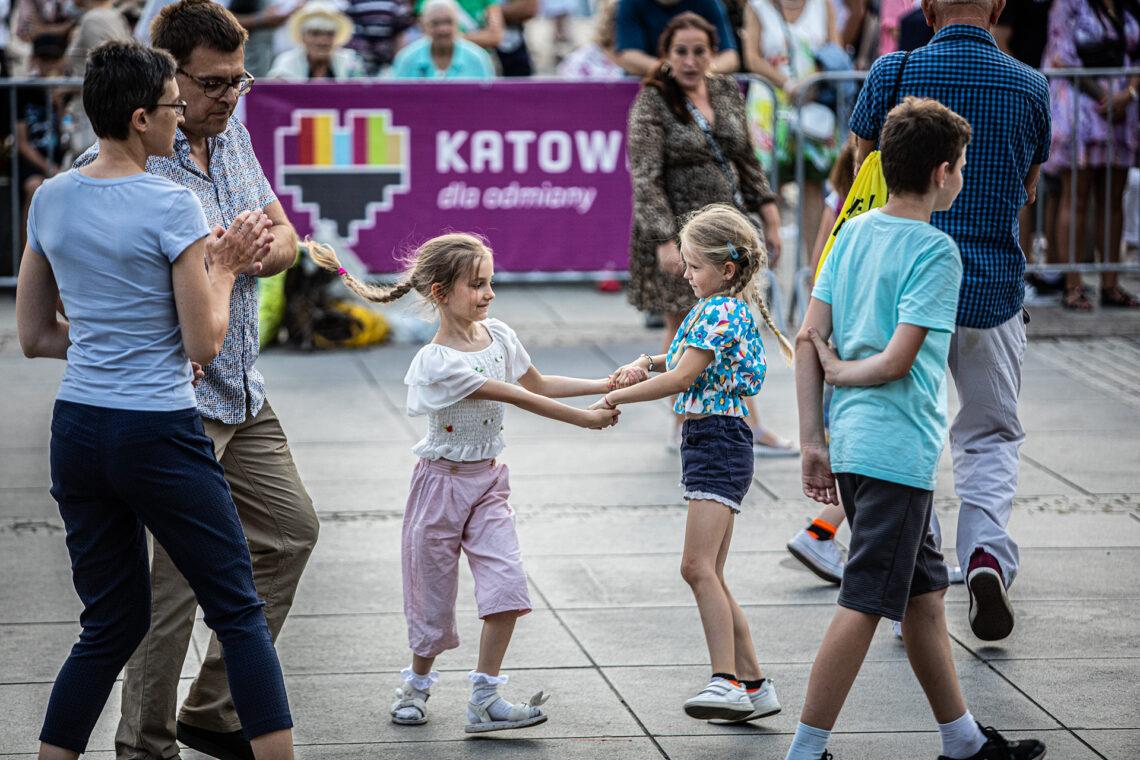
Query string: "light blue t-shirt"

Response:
xmin=390 ymin=37 xmax=495 ymax=79
xmin=812 ymin=209 xmax=963 ymax=490
xmin=27 ymin=170 xmax=210 ymax=412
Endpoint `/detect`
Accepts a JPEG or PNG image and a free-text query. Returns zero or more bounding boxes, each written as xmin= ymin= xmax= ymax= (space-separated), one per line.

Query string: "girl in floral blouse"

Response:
xmin=592 ymin=203 xmax=794 ymax=723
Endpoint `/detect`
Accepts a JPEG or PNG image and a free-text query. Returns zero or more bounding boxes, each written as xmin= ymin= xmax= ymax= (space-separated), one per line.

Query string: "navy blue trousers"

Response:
xmin=40 ymin=400 xmax=292 ymax=752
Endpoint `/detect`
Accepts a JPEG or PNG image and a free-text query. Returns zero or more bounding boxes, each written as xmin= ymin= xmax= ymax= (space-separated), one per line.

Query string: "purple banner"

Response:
xmin=243 ymin=80 xmax=641 ymax=273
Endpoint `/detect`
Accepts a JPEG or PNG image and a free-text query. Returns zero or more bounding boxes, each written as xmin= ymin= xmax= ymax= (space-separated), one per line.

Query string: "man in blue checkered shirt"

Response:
xmin=849 ymin=0 xmax=1050 ymax=646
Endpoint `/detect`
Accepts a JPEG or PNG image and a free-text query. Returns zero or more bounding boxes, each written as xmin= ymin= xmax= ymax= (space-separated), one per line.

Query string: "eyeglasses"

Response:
xmin=177 ymin=68 xmax=255 ymax=99
xmin=154 ymin=101 xmax=187 ymax=115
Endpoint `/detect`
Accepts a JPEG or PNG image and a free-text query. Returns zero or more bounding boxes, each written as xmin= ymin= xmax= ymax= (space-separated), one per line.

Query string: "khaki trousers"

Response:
xmin=114 ymin=400 xmax=319 ymax=759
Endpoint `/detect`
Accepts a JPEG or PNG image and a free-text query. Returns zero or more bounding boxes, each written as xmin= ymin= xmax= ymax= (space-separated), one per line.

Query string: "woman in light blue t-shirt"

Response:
xmin=15 ymin=41 xmax=296 ymax=760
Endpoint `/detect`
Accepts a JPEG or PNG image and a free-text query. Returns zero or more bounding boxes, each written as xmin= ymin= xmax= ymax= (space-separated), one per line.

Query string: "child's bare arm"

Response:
xmin=795 ymin=298 xmax=837 ymax=504
xmin=515 ymin=366 xmax=610 ymax=398
xmin=807 ymin=323 xmax=929 ymax=387
xmin=587 ymin=347 xmax=712 ymax=408
xmin=468 ymin=378 xmax=619 ymax=429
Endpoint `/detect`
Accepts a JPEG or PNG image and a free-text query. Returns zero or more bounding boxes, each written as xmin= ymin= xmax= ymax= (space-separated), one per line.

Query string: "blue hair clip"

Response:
xmin=726 ymin=242 xmax=740 ymax=259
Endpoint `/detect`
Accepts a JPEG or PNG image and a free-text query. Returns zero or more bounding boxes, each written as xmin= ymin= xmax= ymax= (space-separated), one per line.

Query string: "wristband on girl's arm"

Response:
xmin=639 ymin=353 xmax=656 ymax=372
xmin=602 ymin=394 xmax=617 ymax=409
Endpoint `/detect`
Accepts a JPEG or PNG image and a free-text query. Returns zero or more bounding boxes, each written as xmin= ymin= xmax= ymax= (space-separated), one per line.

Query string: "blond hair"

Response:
xmin=307 ymin=233 xmax=491 ymax=306
xmin=678 ymin=204 xmax=794 ymax=365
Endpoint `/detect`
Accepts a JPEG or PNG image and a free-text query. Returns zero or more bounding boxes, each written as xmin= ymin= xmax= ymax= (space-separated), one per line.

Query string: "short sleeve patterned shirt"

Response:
xmin=849 ymin=24 xmax=1051 ymax=329
xmin=666 ymin=296 xmax=766 ymax=417
xmin=76 ymin=118 xmax=278 ymax=423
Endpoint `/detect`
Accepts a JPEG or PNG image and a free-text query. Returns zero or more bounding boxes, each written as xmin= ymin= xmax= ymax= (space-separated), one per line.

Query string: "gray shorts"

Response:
xmin=836 ymin=473 xmax=949 ymax=622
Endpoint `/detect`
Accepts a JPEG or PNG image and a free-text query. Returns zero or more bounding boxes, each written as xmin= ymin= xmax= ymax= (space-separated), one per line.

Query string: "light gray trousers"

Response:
xmin=946 ymin=311 xmax=1027 ymax=586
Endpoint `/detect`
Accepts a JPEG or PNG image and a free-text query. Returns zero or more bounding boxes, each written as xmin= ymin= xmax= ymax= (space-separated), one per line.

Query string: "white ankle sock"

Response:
xmin=401 ymin=667 xmax=438 ymax=693
xmin=785 ymin=722 xmax=830 ymax=760
xmin=938 ymin=711 xmax=986 ymax=759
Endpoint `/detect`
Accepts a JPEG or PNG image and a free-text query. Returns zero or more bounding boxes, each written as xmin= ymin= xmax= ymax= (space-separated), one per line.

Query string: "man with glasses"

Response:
xmin=75 ymin=2 xmax=320 ymax=759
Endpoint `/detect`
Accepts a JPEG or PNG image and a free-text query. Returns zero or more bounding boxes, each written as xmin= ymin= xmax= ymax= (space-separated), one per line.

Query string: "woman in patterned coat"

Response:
xmin=627 ymin=11 xmax=793 ymax=452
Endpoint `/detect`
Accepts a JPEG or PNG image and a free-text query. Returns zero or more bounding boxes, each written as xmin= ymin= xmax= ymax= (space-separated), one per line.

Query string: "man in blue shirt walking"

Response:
xmin=849 ymin=0 xmax=1051 ymax=643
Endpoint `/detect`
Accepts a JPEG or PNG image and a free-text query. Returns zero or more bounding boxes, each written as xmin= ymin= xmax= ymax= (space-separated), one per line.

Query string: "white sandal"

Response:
xmin=390 ymin=685 xmax=429 ymax=725
xmin=464 ymin=690 xmax=549 ymax=733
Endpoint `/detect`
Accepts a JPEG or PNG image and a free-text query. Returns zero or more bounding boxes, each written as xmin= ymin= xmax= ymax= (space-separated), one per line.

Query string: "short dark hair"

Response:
xmin=83 ymin=41 xmax=176 ymax=141
xmin=880 ymin=97 xmax=972 ymax=196
xmin=150 ymin=0 xmax=248 ymax=66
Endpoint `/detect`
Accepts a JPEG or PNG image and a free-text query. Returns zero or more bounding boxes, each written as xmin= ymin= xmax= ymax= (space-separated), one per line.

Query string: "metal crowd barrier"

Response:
xmin=786 ymin=65 xmax=1140 ymax=325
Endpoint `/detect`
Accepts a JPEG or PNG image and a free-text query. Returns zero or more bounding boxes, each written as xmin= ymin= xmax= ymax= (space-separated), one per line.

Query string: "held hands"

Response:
xmin=190 ymin=361 xmax=205 ymax=386
xmin=205 ymin=209 xmax=274 ymax=277
xmin=656 ymin=241 xmax=684 ymax=276
xmin=610 ymin=363 xmax=649 ymax=389
xmin=582 ymin=407 xmax=621 ymax=429
xmin=807 ymin=327 xmax=844 ymax=386
xmin=801 ymin=443 xmax=838 ymax=505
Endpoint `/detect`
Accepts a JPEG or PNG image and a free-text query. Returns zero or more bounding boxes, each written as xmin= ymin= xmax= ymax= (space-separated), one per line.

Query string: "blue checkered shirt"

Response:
xmin=76 ymin=118 xmax=277 ymax=423
xmin=849 ymin=25 xmax=1051 ymax=329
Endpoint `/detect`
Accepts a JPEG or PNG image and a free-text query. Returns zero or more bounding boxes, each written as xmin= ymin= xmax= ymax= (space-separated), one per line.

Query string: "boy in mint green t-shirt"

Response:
xmin=786 ymin=98 xmax=1046 ymax=760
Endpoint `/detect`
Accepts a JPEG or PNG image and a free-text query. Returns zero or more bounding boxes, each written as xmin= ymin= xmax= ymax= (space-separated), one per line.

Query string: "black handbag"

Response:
xmin=1075 ymin=9 xmax=1128 ymax=68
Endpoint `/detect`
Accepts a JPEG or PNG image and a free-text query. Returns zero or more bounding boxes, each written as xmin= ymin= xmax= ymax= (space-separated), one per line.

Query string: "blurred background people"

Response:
xmin=17 ymin=34 xmax=69 ymax=247
xmin=1043 ymin=0 xmax=1140 ymax=309
xmin=557 ymin=0 xmax=624 ymax=78
xmin=615 ymin=0 xmax=740 ymax=76
xmin=392 ymin=0 xmax=496 ymax=77
xmin=269 ymin=0 xmax=366 ymax=78
xmin=742 ymin=0 xmax=844 ymax=262
xmin=343 ymin=0 xmax=415 ymax=75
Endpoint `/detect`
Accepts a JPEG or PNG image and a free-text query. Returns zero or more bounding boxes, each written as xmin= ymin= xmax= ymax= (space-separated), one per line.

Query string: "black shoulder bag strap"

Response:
xmin=686 ymin=98 xmax=747 ymax=212
xmin=878 ymin=49 xmax=914 ymax=149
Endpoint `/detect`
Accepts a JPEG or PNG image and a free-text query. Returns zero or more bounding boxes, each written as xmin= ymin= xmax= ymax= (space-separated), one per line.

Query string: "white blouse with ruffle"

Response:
xmin=405 ymin=318 xmax=531 ymax=462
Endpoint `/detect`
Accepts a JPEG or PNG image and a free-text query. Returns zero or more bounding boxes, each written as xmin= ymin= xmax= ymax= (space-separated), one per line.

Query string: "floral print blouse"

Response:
xmin=666 ymin=296 xmax=767 ymax=417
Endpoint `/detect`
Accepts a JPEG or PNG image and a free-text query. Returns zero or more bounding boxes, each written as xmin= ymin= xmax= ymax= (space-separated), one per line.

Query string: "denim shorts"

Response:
xmin=680 ymin=415 xmax=754 ymax=513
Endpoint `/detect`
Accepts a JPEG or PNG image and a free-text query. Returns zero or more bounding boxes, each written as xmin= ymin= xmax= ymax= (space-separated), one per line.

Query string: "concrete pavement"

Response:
xmin=1 ymin=284 xmax=1138 ymax=759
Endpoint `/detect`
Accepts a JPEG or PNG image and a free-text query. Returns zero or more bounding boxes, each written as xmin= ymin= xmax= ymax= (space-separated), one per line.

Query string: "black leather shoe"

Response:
xmin=937 ymin=723 xmax=1045 ymax=760
xmin=176 ymin=720 xmax=255 ymax=760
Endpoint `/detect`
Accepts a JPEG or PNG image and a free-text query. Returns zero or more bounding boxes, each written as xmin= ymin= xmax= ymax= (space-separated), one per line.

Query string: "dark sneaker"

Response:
xmin=176 ymin=720 xmax=254 ymax=760
xmin=937 ymin=723 xmax=1045 ymax=759
xmin=967 ymin=549 xmax=1014 ymax=641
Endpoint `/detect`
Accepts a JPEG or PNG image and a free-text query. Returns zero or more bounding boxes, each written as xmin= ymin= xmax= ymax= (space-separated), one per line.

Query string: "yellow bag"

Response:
xmin=815 ymin=150 xmax=888 ymax=282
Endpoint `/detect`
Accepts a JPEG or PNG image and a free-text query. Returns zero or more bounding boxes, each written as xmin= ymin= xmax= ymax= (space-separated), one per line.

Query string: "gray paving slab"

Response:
xmin=554 ymin=606 xmax=917 ymax=668
xmin=656 ymin=729 xmax=1101 ymax=760
xmin=1022 ymin=431 xmax=1140 ymax=494
xmin=285 ymin=668 xmax=644 ymax=745
xmin=604 ymin=660 xmax=1057 ymax=738
xmin=0 ymin=532 xmax=78 ymax=624
xmin=276 ymin=610 xmax=592 ymax=675
xmin=988 ymin=659 xmax=1140 ymax=730
xmin=0 ymin=682 xmax=123 ymax=754
xmin=282 ymin=737 xmax=665 ymax=760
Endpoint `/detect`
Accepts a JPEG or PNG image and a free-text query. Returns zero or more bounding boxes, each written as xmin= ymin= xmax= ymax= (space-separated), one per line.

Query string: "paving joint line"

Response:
xmin=949 ymin=631 xmax=1108 ymax=759
xmin=526 ymin=573 xmax=672 ymax=759
xmin=1019 ymin=453 xmax=1095 ymax=497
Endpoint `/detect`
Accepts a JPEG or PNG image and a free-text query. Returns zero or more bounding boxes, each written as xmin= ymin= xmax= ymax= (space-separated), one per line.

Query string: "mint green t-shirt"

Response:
xmin=812 ymin=209 xmax=963 ymax=490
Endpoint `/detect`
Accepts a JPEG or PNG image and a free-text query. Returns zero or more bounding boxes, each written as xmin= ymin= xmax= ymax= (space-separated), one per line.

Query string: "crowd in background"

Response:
xmin=0 ymin=0 xmax=1138 ymax=293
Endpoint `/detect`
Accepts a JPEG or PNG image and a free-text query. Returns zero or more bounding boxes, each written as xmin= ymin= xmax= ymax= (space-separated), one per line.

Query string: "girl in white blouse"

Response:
xmin=309 ymin=234 xmax=628 ymax=733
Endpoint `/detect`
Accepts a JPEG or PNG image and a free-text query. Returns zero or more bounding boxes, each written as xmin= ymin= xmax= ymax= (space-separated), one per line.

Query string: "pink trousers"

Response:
xmin=402 ymin=458 xmax=531 ymax=658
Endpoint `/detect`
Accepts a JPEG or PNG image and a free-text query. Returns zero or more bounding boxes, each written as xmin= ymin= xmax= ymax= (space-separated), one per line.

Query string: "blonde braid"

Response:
xmin=306 ymin=239 xmax=416 ymax=304
xmin=727 ymin=243 xmax=794 ymax=367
